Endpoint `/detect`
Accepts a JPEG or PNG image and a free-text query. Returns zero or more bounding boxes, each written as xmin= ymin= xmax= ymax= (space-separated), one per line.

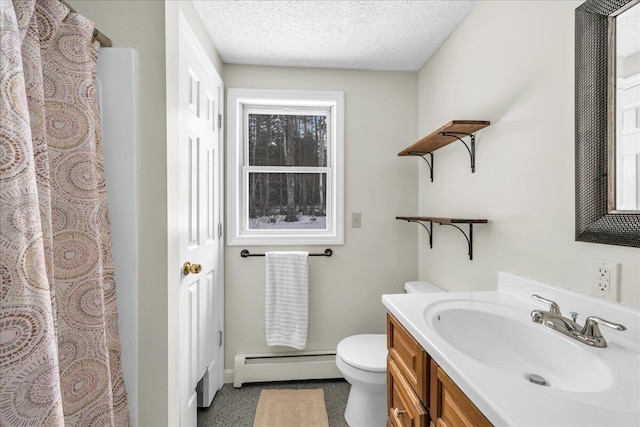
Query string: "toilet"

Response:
xmin=335 ymin=280 xmax=445 ymax=427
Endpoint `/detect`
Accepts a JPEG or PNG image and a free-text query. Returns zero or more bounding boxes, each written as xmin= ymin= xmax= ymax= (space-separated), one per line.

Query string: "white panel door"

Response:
xmin=178 ymin=13 xmax=224 ymax=426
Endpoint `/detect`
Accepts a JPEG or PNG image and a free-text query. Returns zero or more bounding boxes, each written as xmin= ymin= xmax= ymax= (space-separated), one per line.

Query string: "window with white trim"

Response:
xmin=227 ymin=89 xmax=344 ymax=245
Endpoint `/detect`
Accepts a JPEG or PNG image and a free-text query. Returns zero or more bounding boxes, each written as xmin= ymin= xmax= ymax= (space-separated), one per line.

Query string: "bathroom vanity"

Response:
xmin=387 ymin=313 xmax=490 ymax=427
xmin=383 ymin=272 xmax=640 ymax=427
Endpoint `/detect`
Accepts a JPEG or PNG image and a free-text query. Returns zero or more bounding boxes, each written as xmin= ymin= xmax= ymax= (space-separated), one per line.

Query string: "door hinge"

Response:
xmin=218 ymin=330 xmax=223 ymax=346
xmin=218 ymin=223 xmax=223 ymax=238
xmin=218 ymin=113 xmax=222 ymax=129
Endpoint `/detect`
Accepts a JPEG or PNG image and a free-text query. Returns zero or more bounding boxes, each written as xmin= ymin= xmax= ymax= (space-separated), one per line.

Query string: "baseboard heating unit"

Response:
xmin=233 ymin=350 xmax=342 ymax=388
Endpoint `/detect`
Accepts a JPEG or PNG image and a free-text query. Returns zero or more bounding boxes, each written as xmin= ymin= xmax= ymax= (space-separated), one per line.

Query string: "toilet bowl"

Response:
xmin=335 ymin=281 xmax=445 ymax=427
xmin=336 ymin=334 xmax=387 ymax=427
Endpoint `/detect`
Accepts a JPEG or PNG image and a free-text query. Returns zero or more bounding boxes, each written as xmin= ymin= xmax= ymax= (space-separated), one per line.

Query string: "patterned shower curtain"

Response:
xmin=0 ymin=0 xmax=129 ymax=425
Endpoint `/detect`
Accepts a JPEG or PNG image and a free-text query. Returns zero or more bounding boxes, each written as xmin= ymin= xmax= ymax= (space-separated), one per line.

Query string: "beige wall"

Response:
xmin=223 ymin=65 xmax=419 ymax=371
xmin=621 ymin=51 xmax=640 ymax=78
xmin=416 ymin=1 xmax=640 ymax=307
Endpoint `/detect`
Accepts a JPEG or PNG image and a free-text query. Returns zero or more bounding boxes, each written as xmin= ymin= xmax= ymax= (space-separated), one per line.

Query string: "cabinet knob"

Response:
xmin=394 ymin=407 xmax=406 ymax=418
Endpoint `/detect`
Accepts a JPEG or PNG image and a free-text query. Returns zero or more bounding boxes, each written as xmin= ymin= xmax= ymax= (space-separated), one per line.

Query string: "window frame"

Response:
xmin=226 ymin=88 xmax=344 ymax=246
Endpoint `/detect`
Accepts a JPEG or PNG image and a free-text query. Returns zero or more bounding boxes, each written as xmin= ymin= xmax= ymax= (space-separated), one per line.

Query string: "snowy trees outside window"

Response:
xmin=247 ymin=114 xmax=328 ymax=230
xmin=227 ymin=89 xmax=344 ymax=246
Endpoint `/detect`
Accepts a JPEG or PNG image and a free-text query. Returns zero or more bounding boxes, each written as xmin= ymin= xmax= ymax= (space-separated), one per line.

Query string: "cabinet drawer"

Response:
xmin=387 ymin=314 xmax=429 ymax=404
xmin=388 ymin=356 xmax=428 ymax=427
xmin=430 ymin=360 xmax=492 ymax=427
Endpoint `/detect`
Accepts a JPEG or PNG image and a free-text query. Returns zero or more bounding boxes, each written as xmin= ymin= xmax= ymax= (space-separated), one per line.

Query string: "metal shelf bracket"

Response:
xmin=403 ymin=219 xmax=433 ymax=248
xmin=407 ymin=152 xmax=434 ymax=182
xmin=441 ymin=132 xmax=476 ymax=173
xmin=439 ymin=223 xmax=475 ymax=260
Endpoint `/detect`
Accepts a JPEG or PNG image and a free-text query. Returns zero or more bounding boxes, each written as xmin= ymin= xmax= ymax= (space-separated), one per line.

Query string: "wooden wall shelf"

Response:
xmin=396 ymin=216 xmax=488 ymax=260
xmin=396 ymin=216 xmax=488 ymax=224
xmin=398 ymin=120 xmax=490 ymax=180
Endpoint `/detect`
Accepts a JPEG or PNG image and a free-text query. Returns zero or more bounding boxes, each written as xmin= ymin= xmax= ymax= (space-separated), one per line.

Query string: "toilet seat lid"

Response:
xmin=337 ymin=334 xmax=387 ymax=372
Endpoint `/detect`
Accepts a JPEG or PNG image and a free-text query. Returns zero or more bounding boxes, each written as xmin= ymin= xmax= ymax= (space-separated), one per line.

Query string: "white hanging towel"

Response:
xmin=265 ymin=251 xmax=309 ymax=350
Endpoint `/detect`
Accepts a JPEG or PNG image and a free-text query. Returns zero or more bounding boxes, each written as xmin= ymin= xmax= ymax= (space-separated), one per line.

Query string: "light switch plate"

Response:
xmin=352 ymin=213 xmax=361 ymax=228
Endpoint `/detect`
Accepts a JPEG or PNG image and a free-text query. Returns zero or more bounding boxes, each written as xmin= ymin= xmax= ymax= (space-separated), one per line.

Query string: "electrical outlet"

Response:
xmin=352 ymin=213 xmax=361 ymax=228
xmin=591 ymin=260 xmax=619 ymax=301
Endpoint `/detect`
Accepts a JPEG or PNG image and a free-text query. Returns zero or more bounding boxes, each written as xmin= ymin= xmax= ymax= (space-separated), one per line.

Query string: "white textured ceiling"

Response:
xmin=617 ymin=2 xmax=640 ymax=58
xmin=193 ymin=1 xmax=476 ymax=72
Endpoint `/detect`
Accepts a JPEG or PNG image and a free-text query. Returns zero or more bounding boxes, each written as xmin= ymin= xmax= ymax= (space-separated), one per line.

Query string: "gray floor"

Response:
xmin=197 ymin=379 xmax=350 ymax=427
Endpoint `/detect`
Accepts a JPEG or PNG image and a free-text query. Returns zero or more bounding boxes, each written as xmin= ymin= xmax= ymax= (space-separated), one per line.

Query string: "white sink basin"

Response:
xmin=382 ymin=272 xmax=640 ymax=426
xmin=424 ymin=299 xmax=614 ymax=392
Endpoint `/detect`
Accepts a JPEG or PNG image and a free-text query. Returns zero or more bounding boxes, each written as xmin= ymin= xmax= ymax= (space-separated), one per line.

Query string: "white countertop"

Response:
xmin=382 ymin=272 xmax=640 ymax=427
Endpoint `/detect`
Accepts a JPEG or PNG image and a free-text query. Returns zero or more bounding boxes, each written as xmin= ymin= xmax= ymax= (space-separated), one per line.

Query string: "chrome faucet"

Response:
xmin=530 ymin=294 xmax=626 ymax=348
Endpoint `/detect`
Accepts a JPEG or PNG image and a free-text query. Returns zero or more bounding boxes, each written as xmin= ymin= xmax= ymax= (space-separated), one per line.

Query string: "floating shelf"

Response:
xmin=398 ymin=120 xmax=490 ymax=180
xmin=396 ymin=216 xmax=488 ymax=260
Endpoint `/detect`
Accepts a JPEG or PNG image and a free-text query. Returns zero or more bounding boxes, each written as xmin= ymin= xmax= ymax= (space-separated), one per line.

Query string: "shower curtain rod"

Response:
xmin=60 ymin=0 xmax=112 ymax=47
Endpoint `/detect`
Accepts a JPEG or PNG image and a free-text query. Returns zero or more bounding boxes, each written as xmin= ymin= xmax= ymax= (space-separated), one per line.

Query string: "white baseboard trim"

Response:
xmin=231 ymin=350 xmax=343 ymax=387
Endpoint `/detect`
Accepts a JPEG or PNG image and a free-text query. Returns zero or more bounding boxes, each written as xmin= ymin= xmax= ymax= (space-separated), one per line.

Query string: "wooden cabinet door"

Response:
xmin=430 ymin=360 xmax=492 ymax=427
xmin=388 ymin=314 xmax=430 ymax=406
xmin=388 ymin=357 xmax=429 ymax=427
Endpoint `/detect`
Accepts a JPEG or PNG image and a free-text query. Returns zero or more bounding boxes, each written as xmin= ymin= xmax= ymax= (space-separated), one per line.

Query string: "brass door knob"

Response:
xmin=183 ymin=261 xmax=202 ymax=276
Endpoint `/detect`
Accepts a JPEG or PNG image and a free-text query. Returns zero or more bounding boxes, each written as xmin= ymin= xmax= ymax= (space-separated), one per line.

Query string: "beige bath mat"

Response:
xmin=253 ymin=389 xmax=330 ymax=427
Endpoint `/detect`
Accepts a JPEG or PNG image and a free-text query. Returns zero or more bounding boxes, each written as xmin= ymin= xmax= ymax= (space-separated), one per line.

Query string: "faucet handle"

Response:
xmin=580 ymin=316 xmax=627 ymax=339
xmin=531 ymin=294 xmax=562 ymax=315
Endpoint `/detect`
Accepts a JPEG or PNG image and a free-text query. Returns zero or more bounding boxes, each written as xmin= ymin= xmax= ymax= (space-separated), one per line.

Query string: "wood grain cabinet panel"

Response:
xmin=430 ymin=359 xmax=492 ymax=427
xmin=387 ymin=314 xmax=429 ymax=405
xmin=388 ymin=357 xmax=428 ymax=427
xmin=387 ymin=314 xmax=493 ymax=427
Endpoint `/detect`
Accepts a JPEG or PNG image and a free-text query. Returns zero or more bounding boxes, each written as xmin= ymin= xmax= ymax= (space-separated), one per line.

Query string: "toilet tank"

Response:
xmin=404 ymin=280 xmax=445 ymax=294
